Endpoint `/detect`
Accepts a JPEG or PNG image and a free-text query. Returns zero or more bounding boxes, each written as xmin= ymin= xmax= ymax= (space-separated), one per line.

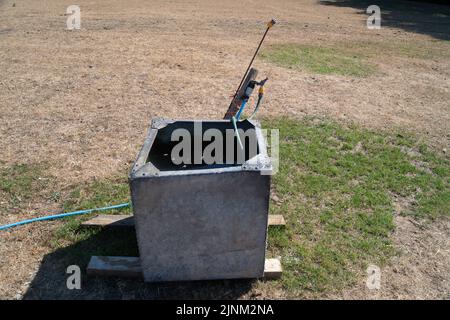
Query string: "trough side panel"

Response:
xmin=130 ymin=171 xmax=270 ymax=282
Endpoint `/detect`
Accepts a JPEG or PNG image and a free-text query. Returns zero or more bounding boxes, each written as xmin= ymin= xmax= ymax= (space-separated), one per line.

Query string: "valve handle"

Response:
xmin=267 ymin=19 xmax=276 ymax=28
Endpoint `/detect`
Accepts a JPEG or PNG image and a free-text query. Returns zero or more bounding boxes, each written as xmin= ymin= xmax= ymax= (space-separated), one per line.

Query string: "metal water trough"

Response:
xmin=129 ymin=118 xmax=272 ymax=282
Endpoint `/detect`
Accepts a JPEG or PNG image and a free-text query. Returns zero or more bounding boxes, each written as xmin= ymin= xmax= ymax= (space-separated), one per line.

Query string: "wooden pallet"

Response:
xmin=82 ymin=214 xmax=285 ymax=228
xmin=87 ymin=256 xmax=282 ymax=280
xmin=84 ymin=214 xmax=284 ymax=281
xmin=82 ymin=214 xmax=134 ymax=227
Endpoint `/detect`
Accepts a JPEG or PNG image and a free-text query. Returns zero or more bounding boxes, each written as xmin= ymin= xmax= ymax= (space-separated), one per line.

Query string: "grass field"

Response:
xmin=262 ymin=45 xmax=374 ymax=77
xmin=1 ymin=0 xmax=449 ymax=300
xmin=266 ymin=117 xmax=448 ymax=296
xmin=7 ymin=117 xmax=443 ymax=298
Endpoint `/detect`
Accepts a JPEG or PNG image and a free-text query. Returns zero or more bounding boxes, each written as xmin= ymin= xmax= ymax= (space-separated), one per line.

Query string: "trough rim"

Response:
xmin=129 ymin=118 xmax=273 ymax=179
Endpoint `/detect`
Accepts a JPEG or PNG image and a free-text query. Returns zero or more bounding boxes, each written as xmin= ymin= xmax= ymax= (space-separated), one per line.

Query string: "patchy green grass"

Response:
xmin=261 ymin=44 xmax=374 ymax=77
xmin=46 ymin=117 xmax=449 ymax=294
xmin=0 ymin=162 xmax=50 ymax=213
xmin=347 ymin=39 xmax=450 ymax=60
xmin=62 ymin=178 xmax=131 ymax=214
xmin=49 ymin=177 xmax=136 ymax=268
xmin=262 ymin=40 xmax=450 ymax=77
xmin=264 ymin=117 xmax=449 ymax=296
xmin=52 ymin=178 xmax=132 ymax=248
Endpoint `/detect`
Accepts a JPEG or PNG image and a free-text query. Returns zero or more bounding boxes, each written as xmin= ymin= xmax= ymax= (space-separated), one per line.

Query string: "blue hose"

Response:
xmin=231 ymin=116 xmax=244 ymax=150
xmin=235 ymin=100 xmax=248 ymax=121
xmin=0 ymin=202 xmax=130 ymax=231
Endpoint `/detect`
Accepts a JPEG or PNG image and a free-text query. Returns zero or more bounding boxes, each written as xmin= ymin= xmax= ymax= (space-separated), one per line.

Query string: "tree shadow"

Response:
xmin=319 ymin=0 xmax=450 ymax=40
xmin=23 ymin=227 xmax=254 ymax=300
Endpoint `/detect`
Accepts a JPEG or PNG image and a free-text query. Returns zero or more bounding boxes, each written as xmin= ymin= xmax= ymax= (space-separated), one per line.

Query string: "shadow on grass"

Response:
xmin=23 ymin=227 xmax=254 ymax=300
xmin=320 ymin=0 xmax=450 ymax=40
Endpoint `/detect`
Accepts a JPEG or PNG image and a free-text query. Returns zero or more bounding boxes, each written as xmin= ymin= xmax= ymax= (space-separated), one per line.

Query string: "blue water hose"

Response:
xmin=0 ymin=202 xmax=130 ymax=231
xmin=231 ymin=116 xmax=244 ymax=150
xmin=231 ymin=99 xmax=249 ymax=150
xmin=235 ymin=100 xmax=248 ymax=121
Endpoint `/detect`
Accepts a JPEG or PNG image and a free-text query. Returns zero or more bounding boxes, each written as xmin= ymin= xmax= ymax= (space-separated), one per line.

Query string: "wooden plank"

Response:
xmin=86 ymin=256 xmax=282 ymax=280
xmin=223 ymin=68 xmax=258 ymax=119
xmin=87 ymin=256 xmax=142 ymax=278
xmin=263 ymin=258 xmax=282 ymax=280
xmin=81 ymin=215 xmax=134 ymax=227
xmin=268 ymin=215 xmax=285 ymax=226
xmin=82 ymin=214 xmax=285 ymax=228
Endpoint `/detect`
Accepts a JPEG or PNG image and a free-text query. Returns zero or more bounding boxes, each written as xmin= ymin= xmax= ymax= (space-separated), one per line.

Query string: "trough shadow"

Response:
xmin=23 ymin=227 xmax=254 ymax=300
xmin=319 ymin=0 xmax=450 ymax=40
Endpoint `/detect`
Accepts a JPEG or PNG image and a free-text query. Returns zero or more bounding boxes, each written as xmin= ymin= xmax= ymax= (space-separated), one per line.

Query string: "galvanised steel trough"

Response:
xmin=129 ymin=118 xmax=272 ymax=282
